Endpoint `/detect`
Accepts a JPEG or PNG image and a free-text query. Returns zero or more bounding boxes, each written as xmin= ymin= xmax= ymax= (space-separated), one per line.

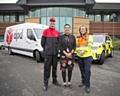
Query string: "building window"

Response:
xmin=54 ymin=17 xmax=59 ymax=31
xmin=35 ymin=8 xmax=40 ymax=17
xmin=117 ymin=14 xmax=120 ymax=22
xmin=80 ymin=8 xmax=85 ymax=17
xmin=19 ymin=14 xmax=24 ymax=22
xmin=29 ymin=7 xmax=85 ymax=34
xmin=60 ymin=7 xmax=67 ymax=16
xmin=0 ymin=35 xmax=4 ymax=40
xmin=41 ymin=17 xmax=47 ymax=25
xmin=29 ymin=8 xmax=35 ymax=17
xmin=4 ymin=14 xmax=10 ymax=22
xmin=73 ymin=8 xmax=80 ymax=16
xmin=41 ymin=8 xmax=47 ymax=17
xmin=53 ymin=7 xmax=59 ymax=16
xmin=10 ymin=14 xmax=15 ymax=22
xmin=47 ymin=8 xmax=53 ymax=17
xmin=60 ymin=17 xmax=66 ymax=32
xmin=47 ymin=17 xmax=51 ymax=25
xmin=95 ymin=14 xmax=101 ymax=22
xmin=104 ymin=15 xmax=110 ymax=22
xmin=89 ymin=14 xmax=94 ymax=21
xmin=0 ymin=14 xmax=3 ymax=22
xmin=66 ymin=8 xmax=73 ymax=17
xmin=66 ymin=17 xmax=72 ymax=33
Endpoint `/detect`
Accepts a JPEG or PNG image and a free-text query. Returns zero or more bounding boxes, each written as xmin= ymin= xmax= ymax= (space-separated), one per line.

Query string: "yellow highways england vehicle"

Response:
xmin=92 ymin=33 xmax=114 ymax=64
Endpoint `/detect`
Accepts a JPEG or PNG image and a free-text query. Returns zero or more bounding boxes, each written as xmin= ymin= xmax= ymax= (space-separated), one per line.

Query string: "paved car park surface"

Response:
xmin=0 ymin=50 xmax=120 ymax=96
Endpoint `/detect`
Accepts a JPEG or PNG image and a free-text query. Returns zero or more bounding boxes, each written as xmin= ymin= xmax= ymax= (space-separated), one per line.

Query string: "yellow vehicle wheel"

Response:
xmin=99 ymin=52 xmax=105 ymax=65
xmin=109 ymin=49 xmax=114 ymax=57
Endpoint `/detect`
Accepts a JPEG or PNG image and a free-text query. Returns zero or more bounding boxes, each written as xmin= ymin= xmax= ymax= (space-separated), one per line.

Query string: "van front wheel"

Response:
xmin=35 ymin=51 xmax=41 ymax=63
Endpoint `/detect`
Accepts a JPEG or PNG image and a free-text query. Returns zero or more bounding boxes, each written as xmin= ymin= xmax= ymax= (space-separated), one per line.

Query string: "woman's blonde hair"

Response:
xmin=79 ymin=25 xmax=88 ymax=33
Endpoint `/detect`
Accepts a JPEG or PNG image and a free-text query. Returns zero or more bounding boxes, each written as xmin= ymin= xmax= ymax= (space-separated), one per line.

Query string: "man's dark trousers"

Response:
xmin=44 ymin=55 xmax=58 ymax=86
xmin=77 ymin=56 xmax=92 ymax=88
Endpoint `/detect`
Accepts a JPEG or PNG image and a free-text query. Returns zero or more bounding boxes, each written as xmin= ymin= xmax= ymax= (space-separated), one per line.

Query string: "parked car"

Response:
xmin=92 ymin=33 xmax=114 ymax=64
xmin=0 ymin=40 xmax=5 ymax=50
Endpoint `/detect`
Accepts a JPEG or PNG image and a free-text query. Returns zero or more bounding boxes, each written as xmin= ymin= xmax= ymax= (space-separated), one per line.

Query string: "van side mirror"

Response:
xmin=29 ymin=35 xmax=36 ymax=41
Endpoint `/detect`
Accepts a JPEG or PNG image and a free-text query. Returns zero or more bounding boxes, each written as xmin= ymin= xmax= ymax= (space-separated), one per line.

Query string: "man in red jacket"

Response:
xmin=41 ymin=17 xmax=61 ymax=91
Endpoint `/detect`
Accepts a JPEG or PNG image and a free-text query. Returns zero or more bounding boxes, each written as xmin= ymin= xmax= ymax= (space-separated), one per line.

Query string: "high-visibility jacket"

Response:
xmin=75 ymin=33 xmax=93 ymax=58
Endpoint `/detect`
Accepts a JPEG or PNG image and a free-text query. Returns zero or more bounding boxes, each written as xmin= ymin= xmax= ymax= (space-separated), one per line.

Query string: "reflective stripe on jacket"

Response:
xmin=75 ymin=33 xmax=93 ymax=58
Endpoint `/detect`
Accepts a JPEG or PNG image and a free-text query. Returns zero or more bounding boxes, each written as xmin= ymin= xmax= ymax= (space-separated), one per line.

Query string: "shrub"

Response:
xmin=113 ymin=40 xmax=120 ymax=50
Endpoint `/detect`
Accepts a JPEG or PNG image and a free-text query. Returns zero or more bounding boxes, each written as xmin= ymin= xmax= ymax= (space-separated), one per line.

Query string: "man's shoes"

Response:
xmin=85 ymin=88 xmax=90 ymax=93
xmin=52 ymin=81 xmax=61 ymax=86
xmin=43 ymin=85 xmax=48 ymax=91
xmin=78 ymin=82 xmax=85 ymax=87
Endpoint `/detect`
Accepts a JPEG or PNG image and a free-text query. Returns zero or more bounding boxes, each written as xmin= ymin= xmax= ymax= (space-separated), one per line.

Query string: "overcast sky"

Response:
xmin=95 ymin=0 xmax=120 ymax=3
xmin=0 ymin=0 xmax=18 ymax=3
xmin=0 ymin=0 xmax=120 ymax=4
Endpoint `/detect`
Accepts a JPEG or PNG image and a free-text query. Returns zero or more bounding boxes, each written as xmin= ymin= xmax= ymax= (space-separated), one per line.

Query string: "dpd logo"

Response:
xmin=6 ymin=28 xmax=13 ymax=45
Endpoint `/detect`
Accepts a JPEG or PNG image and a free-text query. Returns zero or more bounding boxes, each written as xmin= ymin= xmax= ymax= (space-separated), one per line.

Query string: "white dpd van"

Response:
xmin=4 ymin=23 xmax=49 ymax=62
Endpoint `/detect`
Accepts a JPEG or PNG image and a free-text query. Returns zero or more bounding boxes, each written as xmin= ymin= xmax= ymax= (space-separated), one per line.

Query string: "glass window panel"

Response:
xmin=95 ymin=14 xmax=101 ymax=22
xmin=53 ymin=7 xmax=59 ymax=16
xmin=29 ymin=8 xmax=35 ymax=17
xmin=104 ymin=15 xmax=110 ymax=22
xmin=19 ymin=14 xmax=24 ymax=22
xmin=41 ymin=17 xmax=47 ymax=25
xmin=25 ymin=14 xmax=29 ymax=18
xmin=54 ymin=17 xmax=59 ymax=31
xmin=41 ymin=8 xmax=47 ymax=17
xmin=47 ymin=7 xmax=53 ymax=17
xmin=60 ymin=7 xmax=66 ymax=16
xmin=66 ymin=8 xmax=73 ymax=17
xmin=35 ymin=8 xmax=40 ymax=17
xmin=60 ymin=17 xmax=65 ymax=33
xmin=10 ymin=14 xmax=15 ymax=22
xmin=0 ymin=14 xmax=3 ymax=22
xmin=117 ymin=14 xmax=120 ymax=22
xmin=4 ymin=14 xmax=9 ymax=22
xmin=80 ymin=8 xmax=85 ymax=17
xmin=66 ymin=17 xmax=72 ymax=33
xmin=89 ymin=14 xmax=94 ymax=21
xmin=0 ymin=35 xmax=4 ymax=40
xmin=73 ymin=8 xmax=80 ymax=16
xmin=47 ymin=17 xmax=51 ymax=26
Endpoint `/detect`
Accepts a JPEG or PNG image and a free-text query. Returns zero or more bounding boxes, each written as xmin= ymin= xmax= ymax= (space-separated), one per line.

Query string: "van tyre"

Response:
xmin=99 ymin=52 xmax=105 ymax=65
xmin=8 ymin=48 xmax=13 ymax=55
xmin=35 ymin=51 xmax=41 ymax=63
xmin=109 ymin=49 xmax=113 ymax=57
xmin=0 ymin=45 xmax=4 ymax=50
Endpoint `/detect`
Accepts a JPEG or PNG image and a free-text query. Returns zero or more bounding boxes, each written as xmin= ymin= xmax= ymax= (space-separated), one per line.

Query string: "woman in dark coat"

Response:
xmin=59 ymin=24 xmax=76 ymax=88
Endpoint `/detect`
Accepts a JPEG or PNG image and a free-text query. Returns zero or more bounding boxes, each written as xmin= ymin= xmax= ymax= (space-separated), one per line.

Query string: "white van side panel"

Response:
xmin=12 ymin=49 xmax=33 ymax=57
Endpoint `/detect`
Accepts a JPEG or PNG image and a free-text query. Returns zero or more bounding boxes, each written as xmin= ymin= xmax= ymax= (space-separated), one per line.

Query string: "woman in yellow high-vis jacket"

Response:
xmin=75 ymin=25 xmax=93 ymax=93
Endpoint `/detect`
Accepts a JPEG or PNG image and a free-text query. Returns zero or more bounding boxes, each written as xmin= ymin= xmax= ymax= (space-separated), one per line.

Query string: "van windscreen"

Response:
xmin=34 ymin=28 xmax=44 ymax=39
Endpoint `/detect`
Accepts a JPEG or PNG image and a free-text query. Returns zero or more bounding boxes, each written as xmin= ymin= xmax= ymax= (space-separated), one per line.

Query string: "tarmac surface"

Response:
xmin=0 ymin=50 xmax=120 ymax=96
